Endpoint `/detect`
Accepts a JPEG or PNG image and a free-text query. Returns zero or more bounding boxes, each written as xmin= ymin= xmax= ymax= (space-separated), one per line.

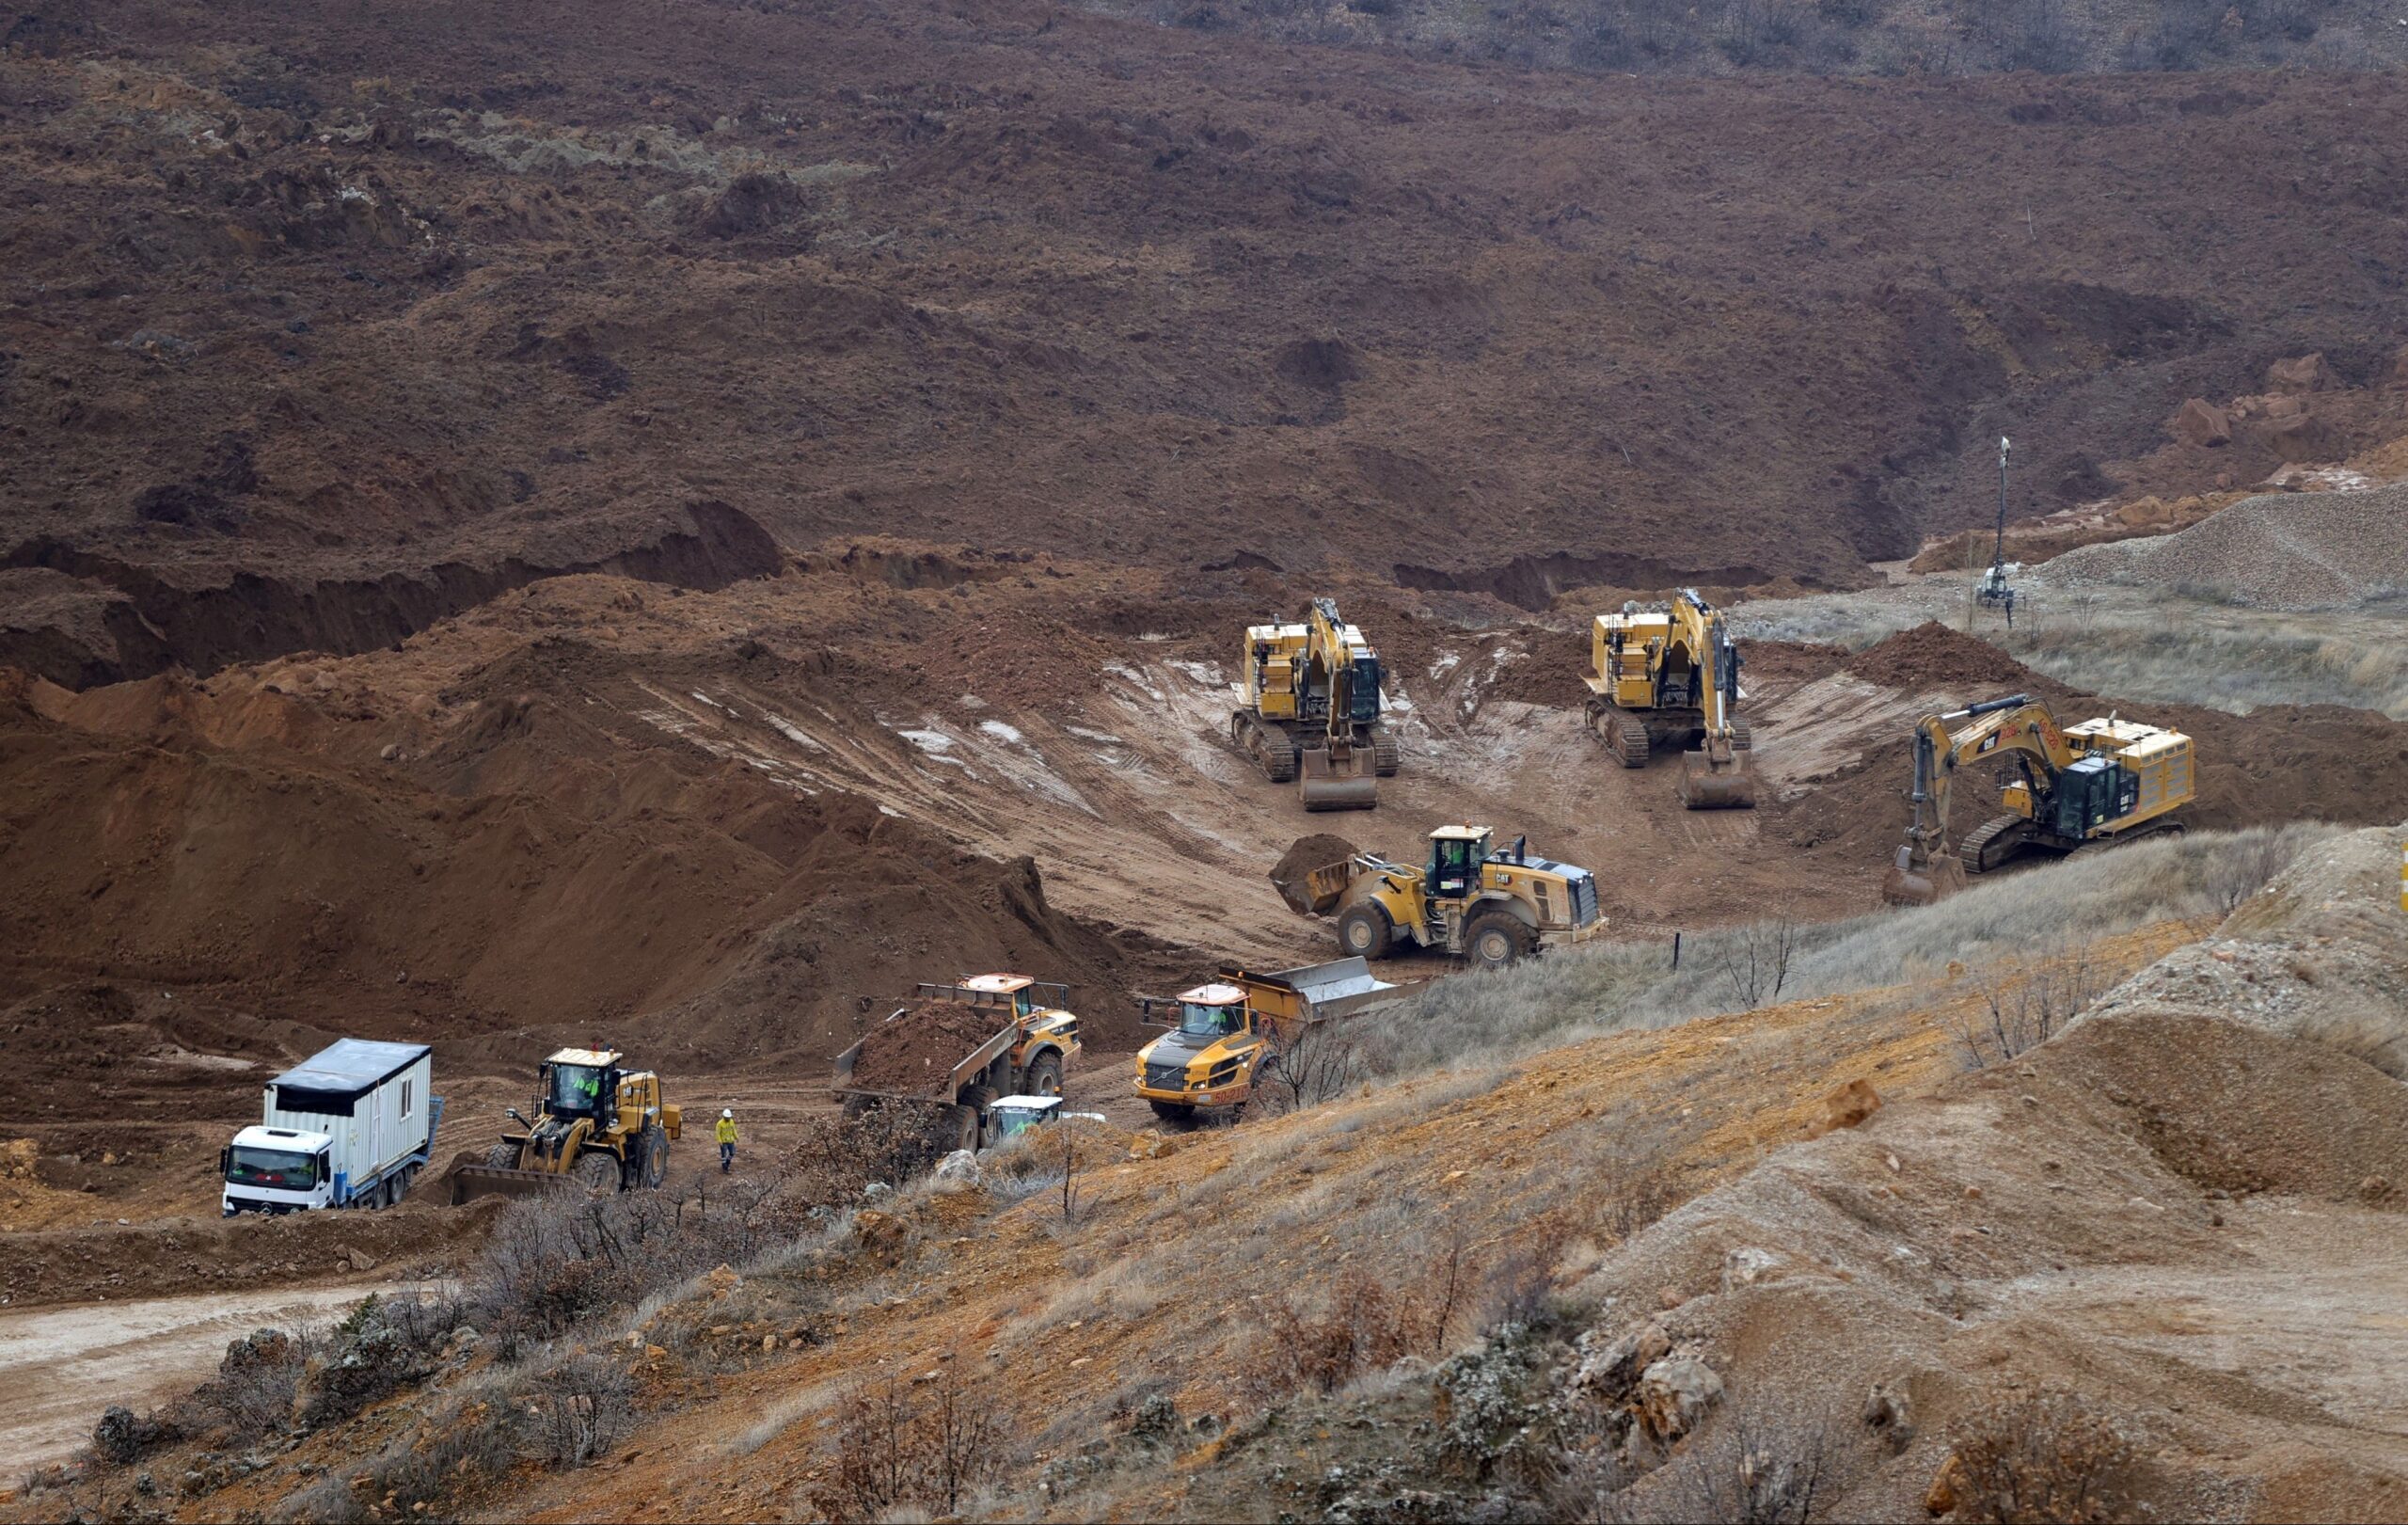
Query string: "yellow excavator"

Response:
xmin=1882 ymin=694 xmax=2194 ymax=906
xmin=1585 ymin=589 xmax=1754 ymax=809
xmin=1232 ymin=597 xmax=1400 ymax=811
xmin=1272 ymin=825 xmax=1602 ymax=971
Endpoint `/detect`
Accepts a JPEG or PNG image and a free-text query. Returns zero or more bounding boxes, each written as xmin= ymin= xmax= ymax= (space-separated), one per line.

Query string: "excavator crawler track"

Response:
xmin=1371 ymin=728 xmax=1401 ymax=777
xmin=1959 ymin=815 xmax=2033 ymax=875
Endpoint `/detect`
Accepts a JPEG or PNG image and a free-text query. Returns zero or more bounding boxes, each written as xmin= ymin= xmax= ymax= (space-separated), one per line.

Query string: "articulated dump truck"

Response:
xmin=832 ymin=974 xmax=1082 ymax=1152
xmin=1133 ymin=958 xmax=1401 ymax=1121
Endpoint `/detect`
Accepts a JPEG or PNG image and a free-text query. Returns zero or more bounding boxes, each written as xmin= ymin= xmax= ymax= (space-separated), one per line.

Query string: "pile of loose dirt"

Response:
xmin=844 ymin=1002 xmax=1007 ymax=1097
xmin=2047 ymin=485 xmax=2408 ymax=610
xmin=1839 ymin=621 xmax=2069 ymax=698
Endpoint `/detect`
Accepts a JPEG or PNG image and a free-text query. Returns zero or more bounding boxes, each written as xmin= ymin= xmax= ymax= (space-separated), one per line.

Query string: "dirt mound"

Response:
xmin=1839 ymin=621 xmax=2068 ymax=698
xmin=844 ymin=1001 xmax=1008 ymax=1097
xmin=1269 ymin=834 xmax=1361 ymax=914
xmin=2047 ymin=485 xmax=2408 ymax=610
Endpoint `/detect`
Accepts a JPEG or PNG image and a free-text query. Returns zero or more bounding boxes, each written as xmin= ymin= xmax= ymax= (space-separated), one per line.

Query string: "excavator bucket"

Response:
xmin=1269 ymin=834 xmax=1362 ymax=915
xmin=1676 ymin=749 xmax=1756 ymax=810
xmin=1879 ymin=846 xmax=1964 ymax=909
xmin=442 ymin=1152 xmax=568 ymax=1207
xmin=1297 ymin=746 xmax=1377 ymax=812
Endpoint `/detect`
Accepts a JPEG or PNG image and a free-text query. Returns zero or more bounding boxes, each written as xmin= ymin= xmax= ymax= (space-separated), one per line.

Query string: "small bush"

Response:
xmin=174 ymin=1327 xmax=313 ymax=1445
xmin=303 ymin=1295 xmax=436 ymax=1426
xmin=1945 ymin=934 xmax=2106 ymax=1069
xmin=1946 ymin=1390 xmax=2138 ymax=1524
xmin=523 ymin=1353 xmax=635 ymax=1468
xmin=812 ymin=1371 xmax=1006 ymax=1522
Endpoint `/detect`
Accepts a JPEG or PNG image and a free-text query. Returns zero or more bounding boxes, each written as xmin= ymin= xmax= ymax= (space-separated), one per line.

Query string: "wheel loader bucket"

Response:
xmin=1676 ymin=750 xmax=1755 ymax=810
xmin=1297 ymin=747 xmax=1377 ymax=812
xmin=443 ymin=1154 xmax=568 ymax=1207
xmin=1879 ymin=847 xmax=1964 ymax=909
xmin=1269 ymin=834 xmax=1362 ymax=915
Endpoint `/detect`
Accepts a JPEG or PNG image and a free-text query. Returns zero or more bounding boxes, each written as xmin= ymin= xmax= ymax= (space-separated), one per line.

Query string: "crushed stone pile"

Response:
xmin=845 ymin=1000 xmax=1006 ymax=1096
xmin=2045 ymin=485 xmax=2408 ymax=610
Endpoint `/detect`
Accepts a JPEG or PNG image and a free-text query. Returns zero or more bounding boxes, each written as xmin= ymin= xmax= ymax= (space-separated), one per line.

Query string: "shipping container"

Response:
xmin=221 ymin=1039 xmax=442 ymax=1215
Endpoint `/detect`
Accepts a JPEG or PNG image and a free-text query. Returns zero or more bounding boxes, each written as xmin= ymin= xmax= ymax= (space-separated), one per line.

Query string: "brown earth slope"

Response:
xmin=8 ymin=2 xmax=2408 ymax=681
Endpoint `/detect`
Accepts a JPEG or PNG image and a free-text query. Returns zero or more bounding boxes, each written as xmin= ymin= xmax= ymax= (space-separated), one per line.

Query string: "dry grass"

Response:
xmin=1372 ymin=825 xmax=2336 ymax=1077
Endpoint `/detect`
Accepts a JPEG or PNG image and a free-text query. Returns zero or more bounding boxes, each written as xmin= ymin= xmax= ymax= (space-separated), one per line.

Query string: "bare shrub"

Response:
xmin=1559 ymin=1403 xmax=1839 ymax=1523
xmin=174 ymin=1327 xmax=313 ymax=1444
xmin=270 ymin=1398 xmax=517 ymax=1525
xmin=464 ymin=1176 xmax=802 ymax=1357
xmin=525 ymin=1354 xmax=634 ymax=1468
xmin=1254 ymin=1267 xmax=1424 ymax=1397
xmin=1714 ymin=917 xmax=1800 ymax=1009
xmin=2207 ymin=830 xmax=2295 ymax=913
xmin=1946 ymin=1390 xmax=2138 ymax=1524
xmin=786 ymin=1102 xmax=952 ymax=1201
xmin=1252 ymin=1019 xmax=1369 ymax=1117
xmin=1946 ymin=935 xmax=2104 ymax=1069
xmin=813 ymin=1371 xmax=1005 ymax=1523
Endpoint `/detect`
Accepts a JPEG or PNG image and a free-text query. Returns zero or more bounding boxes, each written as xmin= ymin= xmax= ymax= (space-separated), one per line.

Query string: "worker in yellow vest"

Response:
xmin=716 ymin=1108 xmax=738 ymax=1174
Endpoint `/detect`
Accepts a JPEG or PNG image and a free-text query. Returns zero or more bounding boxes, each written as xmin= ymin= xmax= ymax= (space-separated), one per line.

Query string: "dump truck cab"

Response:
xmin=933 ymin=973 xmax=1081 ymax=1097
xmin=1134 ymin=982 xmax=1265 ymax=1120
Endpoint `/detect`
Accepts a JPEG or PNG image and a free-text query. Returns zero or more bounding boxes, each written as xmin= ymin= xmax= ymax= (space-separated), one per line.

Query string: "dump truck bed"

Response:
xmin=833 ymin=1004 xmax=1018 ymax=1105
xmin=1223 ymin=956 xmax=1402 ymax=1025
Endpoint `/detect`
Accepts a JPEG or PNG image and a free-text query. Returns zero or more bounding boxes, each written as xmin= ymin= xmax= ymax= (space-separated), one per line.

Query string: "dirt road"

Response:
xmin=0 ymin=1281 xmax=434 ymax=1473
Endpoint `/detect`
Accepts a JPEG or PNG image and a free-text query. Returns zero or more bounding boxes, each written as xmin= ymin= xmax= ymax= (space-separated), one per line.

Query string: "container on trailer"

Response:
xmin=221 ymin=1039 xmax=441 ymax=1215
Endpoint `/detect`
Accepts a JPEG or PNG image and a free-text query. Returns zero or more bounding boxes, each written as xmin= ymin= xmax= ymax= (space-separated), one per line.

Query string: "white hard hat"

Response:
xmin=721 ymin=1108 xmax=733 ymax=1119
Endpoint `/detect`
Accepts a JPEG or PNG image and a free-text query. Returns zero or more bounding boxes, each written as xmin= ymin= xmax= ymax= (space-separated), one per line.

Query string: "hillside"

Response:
xmin=9 ymin=1 xmax=2408 ymax=683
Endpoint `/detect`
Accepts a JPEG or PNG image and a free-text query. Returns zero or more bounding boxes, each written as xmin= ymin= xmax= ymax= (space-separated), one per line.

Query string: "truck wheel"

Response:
xmin=1148 ymin=1100 xmax=1196 ymax=1123
xmin=483 ymin=1142 xmax=520 ymax=1171
xmin=571 ymin=1150 xmax=623 ymax=1195
xmin=640 ymin=1125 xmax=669 ymax=1188
xmin=1465 ymin=912 xmax=1533 ymax=972
xmin=1337 ymin=903 xmax=1393 ymax=960
xmin=1024 ymin=1054 xmax=1064 ymax=1098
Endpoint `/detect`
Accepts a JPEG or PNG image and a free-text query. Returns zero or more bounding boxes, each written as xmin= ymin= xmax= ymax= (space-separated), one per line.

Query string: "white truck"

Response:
xmin=220 ymin=1039 xmax=443 ymax=1216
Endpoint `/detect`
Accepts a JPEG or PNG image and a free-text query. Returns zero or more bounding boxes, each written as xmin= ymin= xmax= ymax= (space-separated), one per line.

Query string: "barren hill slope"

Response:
xmin=8 ymin=0 xmax=2408 ymax=679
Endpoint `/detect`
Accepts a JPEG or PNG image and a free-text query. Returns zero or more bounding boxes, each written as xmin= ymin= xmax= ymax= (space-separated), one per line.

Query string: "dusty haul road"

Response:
xmin=0 ymin=1281 xmax=438 ymax=1472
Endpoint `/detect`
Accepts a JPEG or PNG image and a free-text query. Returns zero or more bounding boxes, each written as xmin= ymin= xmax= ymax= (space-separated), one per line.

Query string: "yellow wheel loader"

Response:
xmin=1232 ymin=596 xmax=1400 ymax=811
xmin=1584 ymin=588 xmax=1754 ymax=809
xmin=1132 ymin=959 xmax=1400 ymax=1122
xmin=1272 ymin=825 xmax=1602 ymax=971
xmin=445 ymin=1048 xmax=681 ymax=1205
xmin=1882 ymin=693 xmax=2194 ymax=907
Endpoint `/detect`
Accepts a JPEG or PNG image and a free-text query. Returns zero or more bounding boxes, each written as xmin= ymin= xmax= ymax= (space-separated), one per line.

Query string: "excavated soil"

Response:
xmin=843 ymin=1002 xmax=1009 ymax=1098
xmin=10 ymin=4 xmax=2408 ymax=685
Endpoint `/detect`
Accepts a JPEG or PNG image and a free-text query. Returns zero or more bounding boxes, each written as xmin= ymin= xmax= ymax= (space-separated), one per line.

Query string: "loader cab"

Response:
xmin=1426 ymin=825 xmax=1493 ymax=900
xmin=541 ymin=1047 xmax=624 ymax=1120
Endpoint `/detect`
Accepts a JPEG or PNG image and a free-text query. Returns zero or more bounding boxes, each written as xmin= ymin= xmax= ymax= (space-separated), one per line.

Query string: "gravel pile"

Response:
xmin=2044 ymin=485 xmax=2408 ymax=611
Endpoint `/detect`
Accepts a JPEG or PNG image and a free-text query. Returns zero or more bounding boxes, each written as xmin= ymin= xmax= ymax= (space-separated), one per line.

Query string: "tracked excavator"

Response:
xmin=1232 ymin=597 xmax=1400 ymax=811
xmin=1881 ymin=694 xmax=2194 ymax=907
xmin=1584 ymin=589 xmax=1754 ymax=809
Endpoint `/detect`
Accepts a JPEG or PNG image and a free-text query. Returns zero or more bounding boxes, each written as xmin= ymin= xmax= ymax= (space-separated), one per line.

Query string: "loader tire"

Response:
xmin=1464 ymin=912 xmax=1534 ymax=973
xmin=1024 ymin=1053 xmax=1065 ymax=1098
xmin=640 ymin=1124 xmax=668 ymax=1188
xmin=1337 ymin=902 xmax=1394 ymax=961
xmin=483 ymin=1143 xmax=521 ymax=1171
xmin=571 ymin=1150 xmax=623 ymax=1195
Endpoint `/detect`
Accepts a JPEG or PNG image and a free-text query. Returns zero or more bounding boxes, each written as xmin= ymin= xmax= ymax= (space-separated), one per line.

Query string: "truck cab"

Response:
xmin=929 ymin=974 xmax=1082 ymax=1097
xmin=221 ymin=1125 xmax=336 ymax=1215
xmin=1134 ymin=982 xmax=1264 ymax=1120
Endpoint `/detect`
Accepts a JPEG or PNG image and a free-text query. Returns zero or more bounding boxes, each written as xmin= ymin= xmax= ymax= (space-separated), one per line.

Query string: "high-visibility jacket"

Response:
xmin=716 ymin=1116 xmax=738 ymax=1145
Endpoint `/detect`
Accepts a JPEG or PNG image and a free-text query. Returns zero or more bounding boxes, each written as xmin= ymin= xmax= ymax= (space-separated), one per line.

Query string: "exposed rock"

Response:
xmin=1721 ymin=1246 xmax=1783 ymax=1289
xmin=2168 ymin=397 xmax=2232 ymax=447
xmin=1863 ymin=1382 xmax=1916 ymax=1450
xmin=1127 ymin=1130 xmax=1171 ymax=1160
xmin=931 ymin=1148 xmax=982 ymax=1194
xmin=1806 ymin=1077 xmax=1883 ymax=1138
xmin=1635 ymin=1355 xmax=1722 ymax=1442
xmin=2265 ymin=352 xmax=2342 ymax=393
